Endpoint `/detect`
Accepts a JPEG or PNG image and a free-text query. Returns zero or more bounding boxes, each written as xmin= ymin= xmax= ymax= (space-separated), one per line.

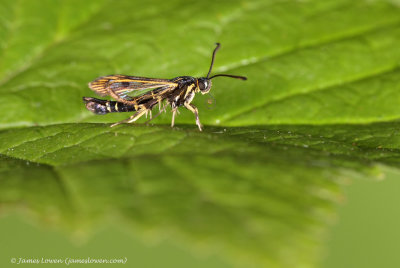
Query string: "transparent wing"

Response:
xmin=88 ymin=75 xmax=178 ymax=101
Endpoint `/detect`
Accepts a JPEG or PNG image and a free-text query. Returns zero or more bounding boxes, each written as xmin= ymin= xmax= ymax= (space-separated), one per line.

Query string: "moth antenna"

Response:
xmin=206 ymin=43 xmax=221 ymax=79
xmin=209 ymin=74 xmax=247 ymax=80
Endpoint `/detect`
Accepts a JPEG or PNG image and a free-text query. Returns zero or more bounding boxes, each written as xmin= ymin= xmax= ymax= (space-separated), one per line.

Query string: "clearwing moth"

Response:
xmin=83 ymin=43 xmax=246 ymax=131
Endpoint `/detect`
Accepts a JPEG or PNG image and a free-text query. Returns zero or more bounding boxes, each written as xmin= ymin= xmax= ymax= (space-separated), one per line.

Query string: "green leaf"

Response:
xmin=1 ymin=0 xmax=400 ymax=267
xmin=0 ymin=123 xmax=396 ymax=267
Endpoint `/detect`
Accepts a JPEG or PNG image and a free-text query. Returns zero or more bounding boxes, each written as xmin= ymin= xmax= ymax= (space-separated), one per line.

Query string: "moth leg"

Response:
xmin=171 ymin=107 xmax=178 ymax=128
xmin=127 ymin=109 xmax=148 ymax=123
xmin=144 ymin=109 xmax=153 ymax=119
xmin=184 ymin=103 xmax=202 ymax=131
xmin=110 ymin=109 xmax=148 ymax=127
xmin=145 ymin=105 xmax=167 ymax=125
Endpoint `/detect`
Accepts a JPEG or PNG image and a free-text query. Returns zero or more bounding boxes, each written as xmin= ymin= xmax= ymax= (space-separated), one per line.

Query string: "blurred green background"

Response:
xmin=1 ymin=0 xmax=400 ymax=267
xmin=1 ymin=174 xmax=400 ymax=267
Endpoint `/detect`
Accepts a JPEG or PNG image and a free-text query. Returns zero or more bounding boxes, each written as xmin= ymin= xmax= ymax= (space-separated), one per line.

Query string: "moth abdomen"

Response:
xmin=83 ymin=97 xmax=136 ymax=115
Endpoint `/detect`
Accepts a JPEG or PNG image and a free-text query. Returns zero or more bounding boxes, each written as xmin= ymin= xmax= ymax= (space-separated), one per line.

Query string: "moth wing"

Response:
xmin=88 ymin=75 xmax=178 ymax=101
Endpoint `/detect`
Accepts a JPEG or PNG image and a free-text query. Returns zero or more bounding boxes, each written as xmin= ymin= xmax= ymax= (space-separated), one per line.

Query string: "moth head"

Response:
xmin=198 ymin=78 xmax=212 ymax=94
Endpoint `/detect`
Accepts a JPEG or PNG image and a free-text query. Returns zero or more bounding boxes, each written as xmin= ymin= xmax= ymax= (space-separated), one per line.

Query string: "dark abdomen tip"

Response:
xmin=83 ymin=97 xmax=109 ymax=115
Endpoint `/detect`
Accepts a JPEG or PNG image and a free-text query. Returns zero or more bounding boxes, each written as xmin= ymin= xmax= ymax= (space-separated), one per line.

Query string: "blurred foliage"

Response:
xmin=1 ymin=0 xmax=400 ymax=267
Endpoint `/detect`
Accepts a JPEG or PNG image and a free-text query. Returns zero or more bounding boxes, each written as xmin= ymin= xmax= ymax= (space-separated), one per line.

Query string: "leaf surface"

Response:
xmin=1 ymin=0 xmax=400 ymax=267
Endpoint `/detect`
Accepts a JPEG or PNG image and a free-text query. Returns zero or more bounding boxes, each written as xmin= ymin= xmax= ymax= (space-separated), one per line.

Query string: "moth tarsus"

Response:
xmin=83 ymin=43 xmax=247 ymax=131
